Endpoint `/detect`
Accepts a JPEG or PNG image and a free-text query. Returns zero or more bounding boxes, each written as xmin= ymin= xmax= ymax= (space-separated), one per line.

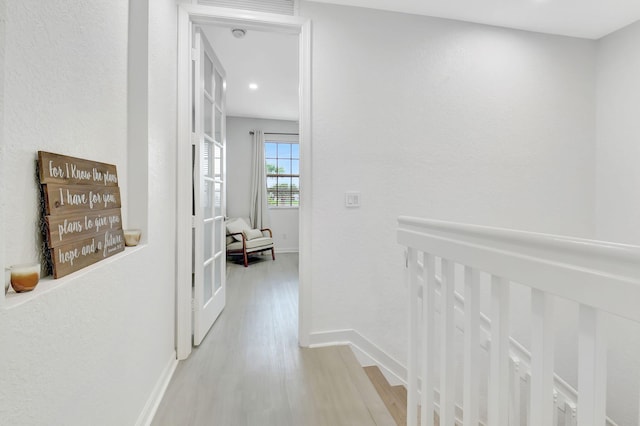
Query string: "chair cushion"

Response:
xmin=226 ymin=218 xmax=251 ymax=242
xmin=243 ymin=229 xmax=264 ymax=240
xmin=227 ymin=237 xmax=274 ymax=251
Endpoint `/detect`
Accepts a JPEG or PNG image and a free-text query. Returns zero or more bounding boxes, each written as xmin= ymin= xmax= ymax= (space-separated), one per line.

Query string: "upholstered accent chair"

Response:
xmin=225 ymin=217 xmax=275 ymax=267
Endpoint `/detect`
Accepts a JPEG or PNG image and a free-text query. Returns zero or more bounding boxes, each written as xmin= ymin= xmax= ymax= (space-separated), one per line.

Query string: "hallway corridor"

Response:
xmin=152 ymin=254 xmax=394 ymax=426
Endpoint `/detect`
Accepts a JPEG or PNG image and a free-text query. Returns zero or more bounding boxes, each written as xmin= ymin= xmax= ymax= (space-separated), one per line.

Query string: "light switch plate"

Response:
xmin=345 ymin=191 xmax=361 ymax=208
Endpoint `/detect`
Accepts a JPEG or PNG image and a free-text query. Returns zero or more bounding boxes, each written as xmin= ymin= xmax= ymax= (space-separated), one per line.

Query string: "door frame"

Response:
xmin=176 ymin=4 xmax=312 ymax=359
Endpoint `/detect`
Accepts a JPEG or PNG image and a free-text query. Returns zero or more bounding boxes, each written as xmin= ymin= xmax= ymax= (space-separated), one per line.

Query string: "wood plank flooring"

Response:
xmin=364 ymin=366 xmax=408 ymax=426
xmin=152 ymin=253 xmax=395 ymax=426
xmin=364 ymin=366 xmax=440 ymax=426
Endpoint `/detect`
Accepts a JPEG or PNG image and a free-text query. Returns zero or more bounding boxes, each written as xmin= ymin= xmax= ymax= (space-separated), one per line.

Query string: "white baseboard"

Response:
xmin=275 ymin=248 xmax=299 ymax=254
xmin=309 ymin=329 xmax=406 ymax=386
xmin=135 ymin=351 xmax=178 ymax=426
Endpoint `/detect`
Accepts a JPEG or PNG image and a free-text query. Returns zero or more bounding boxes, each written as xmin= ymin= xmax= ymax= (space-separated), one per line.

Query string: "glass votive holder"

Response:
xmin=123 ymin=229 xmax=142 ymax=247
xmin=10 ymin=263 xmax=40 ymax=293
xmin=4 ymin=268 xmax=10 ymax=295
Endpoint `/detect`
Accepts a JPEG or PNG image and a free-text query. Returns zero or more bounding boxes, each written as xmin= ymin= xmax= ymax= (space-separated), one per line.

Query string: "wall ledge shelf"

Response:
xmin=2 ymin=245 xmax=147 ymax=310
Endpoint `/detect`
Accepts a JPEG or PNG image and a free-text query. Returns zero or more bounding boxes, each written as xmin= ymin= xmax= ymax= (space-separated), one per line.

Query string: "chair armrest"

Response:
xmin=260 ymin=228 xmax=273 ymax=238
xmin=227 ymin=232 xmax=247 ymax=248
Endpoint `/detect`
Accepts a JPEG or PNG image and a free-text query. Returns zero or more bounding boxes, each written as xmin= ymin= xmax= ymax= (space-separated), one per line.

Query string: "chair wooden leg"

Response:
xmin=243 ymin=250 xmax=248 ymax=267
xmin=271 ymin=248 xmax=275 ymax=261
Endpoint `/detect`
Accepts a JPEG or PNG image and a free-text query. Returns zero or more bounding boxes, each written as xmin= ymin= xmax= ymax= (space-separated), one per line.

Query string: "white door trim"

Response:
xmin=176 ymin=5 xmax=312 ymax=359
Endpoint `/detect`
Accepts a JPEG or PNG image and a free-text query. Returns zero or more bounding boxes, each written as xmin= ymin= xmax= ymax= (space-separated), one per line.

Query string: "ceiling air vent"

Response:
xmin=198 ymin=0 xmax=297 ymax=16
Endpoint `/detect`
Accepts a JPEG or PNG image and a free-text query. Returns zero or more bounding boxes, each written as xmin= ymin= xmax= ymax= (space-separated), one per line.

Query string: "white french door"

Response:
xmin=192 ymin=27 xmax=226 ymax=346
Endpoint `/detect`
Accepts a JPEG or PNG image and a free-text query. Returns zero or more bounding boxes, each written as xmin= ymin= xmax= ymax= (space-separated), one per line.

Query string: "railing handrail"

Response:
xmin=398 ymin=216 xmax=640 ymax=323
xmin=399 ymin=216 xmax=640 ymax=263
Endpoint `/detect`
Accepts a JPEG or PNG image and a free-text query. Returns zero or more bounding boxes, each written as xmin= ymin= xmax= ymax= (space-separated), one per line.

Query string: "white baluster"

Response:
xmin=578 ymin=305 xmax=607 ymax=426
xmin=463 ymin=266 xmax=480 ymax=426
xmin=407 ymin=247 xmax=419 ymax=426
xmin=530 ymin=288 xmax=555 ymax=425
xmin=567 ymin=402 xmax=577 ymax=426
xmin=564 ymin=401 xmax=573 ymax=426
xmin=421 ymin=253 xmax=436 ymax=426
xmin=440 ymin=259 xmax=455 ymax=425
xmin=489 ymin=275 xmax=510 ymax=426
xmin=553 ymin=390 xmax=559 ymax=426
xmin=523 ymin=374 xmax=531 ymax=424
xmin=510 ymin=358 xmax=521 ymax=426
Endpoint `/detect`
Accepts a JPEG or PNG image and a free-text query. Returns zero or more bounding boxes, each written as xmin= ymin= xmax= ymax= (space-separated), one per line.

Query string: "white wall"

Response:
xmin=300 ymin=0 xmax=596 ymax=353
xmin=0 ymin=0 xmax=6 ymax=306
xmin=297 ymin=4 xmax=640 ymax=423
xmin=0 ymin=1 xmax=178 ymax=425
xmin=226 ymin=116 xmax=300 ymax=252
xmin=596 ymin=20 xmax=640 ymax=245
xmin=594 ymin=20 xmax=640 ymax=425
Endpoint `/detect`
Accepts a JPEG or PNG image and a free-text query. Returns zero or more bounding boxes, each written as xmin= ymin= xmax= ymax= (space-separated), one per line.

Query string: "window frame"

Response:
xmin=264 ymin=136 xmax=299 ymax=209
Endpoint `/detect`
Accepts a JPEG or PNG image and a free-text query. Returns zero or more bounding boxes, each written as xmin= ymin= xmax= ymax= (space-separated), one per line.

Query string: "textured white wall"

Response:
xmin=3 ymin=0 xmax=128 ymax=266
xmin=0 ymin=1 xmax=177 ymax=425
xmin=596 ymin=21 xmax=640 ymax=245
xmin=226 ymin=116 xmax=300 ymax=251
xmin=270 ymin=208 xmax=300 ymax=252
xmin=594 ymin=20 xmax=640 ymax=425
xmin=299 ymin=0 xmax=596 ymax=394
xmin=0 ymin=0 xmax=6 ymax=306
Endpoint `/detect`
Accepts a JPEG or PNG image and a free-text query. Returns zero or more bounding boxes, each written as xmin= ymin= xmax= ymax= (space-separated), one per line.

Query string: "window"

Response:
xmin=265 ymin=140 xmax=299 ymax=207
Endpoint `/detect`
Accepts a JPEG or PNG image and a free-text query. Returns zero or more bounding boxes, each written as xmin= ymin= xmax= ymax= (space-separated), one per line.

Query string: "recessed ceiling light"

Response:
xmin=249 ymin=83 xmax=258 ymax=90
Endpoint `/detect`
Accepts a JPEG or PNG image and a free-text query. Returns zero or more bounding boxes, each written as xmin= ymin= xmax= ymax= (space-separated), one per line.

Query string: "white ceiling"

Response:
xmin=312 ymin=0 xmax=640 ymax=39
xmin=202 ymin=25 xmax=299 ymax=122
xmin=202 ymin=1 xmax=639 ymax=122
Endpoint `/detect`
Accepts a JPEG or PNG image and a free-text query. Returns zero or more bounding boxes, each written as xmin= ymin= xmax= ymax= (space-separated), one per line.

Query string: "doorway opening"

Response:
xmin=176 ymin=5 xmax=312 ymax=360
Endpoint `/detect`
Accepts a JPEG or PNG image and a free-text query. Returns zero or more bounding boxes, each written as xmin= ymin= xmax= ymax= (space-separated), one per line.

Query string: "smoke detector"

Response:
xmin=231 ymin=28 xmax=246 ymax=39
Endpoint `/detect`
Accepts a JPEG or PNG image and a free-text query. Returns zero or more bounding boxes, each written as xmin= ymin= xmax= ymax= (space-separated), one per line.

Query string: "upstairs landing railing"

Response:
xmin=397 ymin=217 xmax=640 ymax=426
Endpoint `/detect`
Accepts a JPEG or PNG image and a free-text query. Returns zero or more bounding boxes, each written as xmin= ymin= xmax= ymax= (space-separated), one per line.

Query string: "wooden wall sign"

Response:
xmin=38 ymin=151 xmax=125 ymax=278
xmin=46 ymin=209 xmax=123 ymax=248
xmin=38 ymin=151 xmax=119 ymax=186
xmin=50 ymin=230 xmax=125 ymax=279
xmin=42 ymin=184 xmax=121 ymax=216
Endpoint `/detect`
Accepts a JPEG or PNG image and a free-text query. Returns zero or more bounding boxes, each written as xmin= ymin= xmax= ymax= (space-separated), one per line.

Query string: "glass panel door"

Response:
xmin=192 ymin=28 xmax=227 ymax=346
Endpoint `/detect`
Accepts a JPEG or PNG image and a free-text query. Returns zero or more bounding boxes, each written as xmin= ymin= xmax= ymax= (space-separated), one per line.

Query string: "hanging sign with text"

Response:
xmin=50 ymin=230 xmax=125 ymax=279
xmin=45 ymin=208 xmax=123 ymax=248
xmin=42 ymin=184 xmax=121 ymax=216
xmin=38 ymin=151 xmax=119 ymax=186
xmin=38 ymin=151 xmax=125 ymax=278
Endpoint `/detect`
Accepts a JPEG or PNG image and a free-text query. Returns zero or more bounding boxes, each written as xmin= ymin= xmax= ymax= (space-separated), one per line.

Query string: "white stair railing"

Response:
xmin=398 ymin=216 xmax=640 ymax=426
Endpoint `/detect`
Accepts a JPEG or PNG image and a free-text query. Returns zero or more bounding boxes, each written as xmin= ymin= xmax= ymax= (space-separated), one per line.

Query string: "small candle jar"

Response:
xmin=4 ymin=268 xmax=10 ymax=295
xmin=10 ymin=263 xmax=40 ymax=293
xmin=123 ymin=229 xmax=142 ymax=247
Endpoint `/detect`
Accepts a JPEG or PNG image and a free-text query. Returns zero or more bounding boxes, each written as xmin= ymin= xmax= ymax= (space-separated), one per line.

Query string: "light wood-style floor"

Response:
xmin=152 ymin=253 xmax=395 ymax=426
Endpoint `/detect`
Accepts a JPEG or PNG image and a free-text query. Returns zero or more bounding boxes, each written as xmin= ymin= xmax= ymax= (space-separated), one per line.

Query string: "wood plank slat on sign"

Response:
xmin=45 ymin=208 xmax=123 ymax=248
xmin=42 ymin=184 xmax=121 ymax=216
xmin=51 ymin=229 xmax=125 ymax=278
xmin=38 ymin=151 xmax=119 ymax=186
